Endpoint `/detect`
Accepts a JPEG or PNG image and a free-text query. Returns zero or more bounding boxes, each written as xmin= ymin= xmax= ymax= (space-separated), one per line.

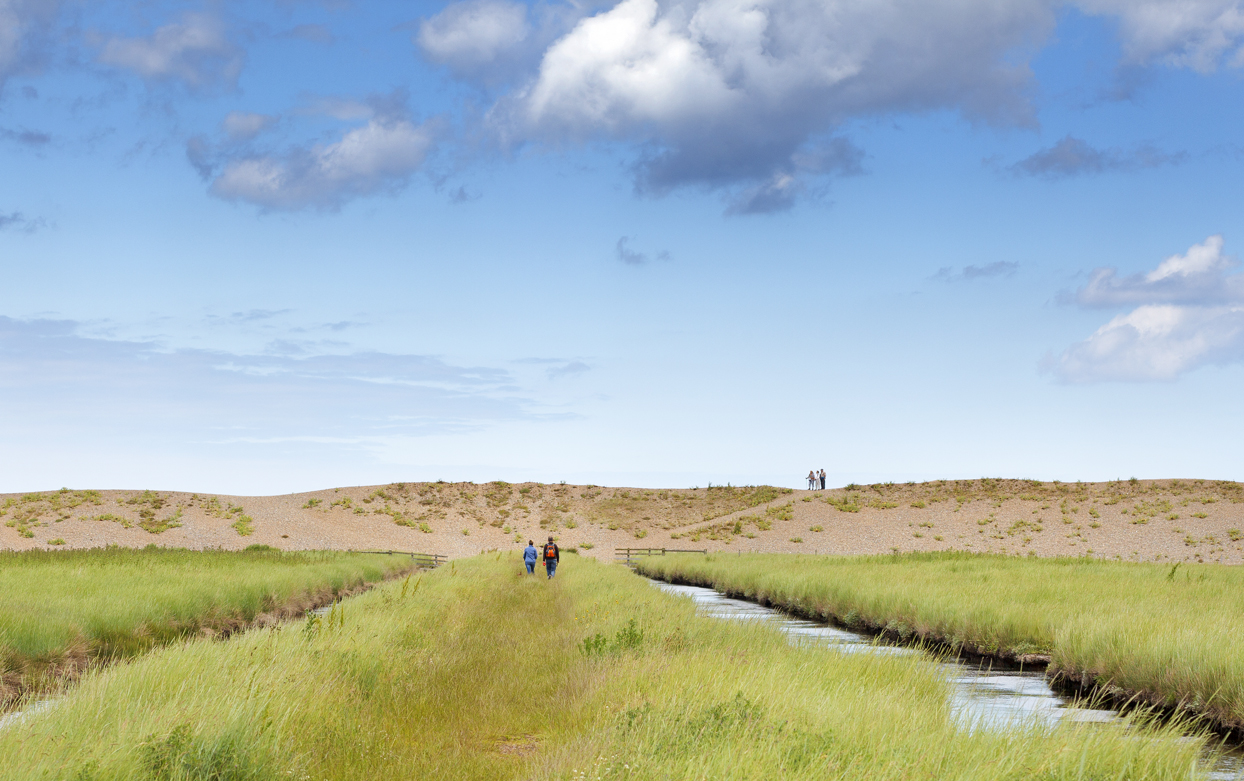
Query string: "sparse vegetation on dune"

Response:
xmin=0 ymin=547 xmax=412 ymax=707
xmin=2 ymin=489 xmax=104 ymax=539
xmin=302 ymin=481 xmax=794 ymax=538
xmin=0 ymin=555 xmax=1209 ymax=780
xmin=635 ymin=551 xmax=1244 ymax=732
xmin=3 ymin=478 xmax=1242 ymax=563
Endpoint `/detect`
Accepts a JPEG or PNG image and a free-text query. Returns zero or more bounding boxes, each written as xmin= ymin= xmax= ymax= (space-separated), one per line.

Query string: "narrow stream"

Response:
xmin=649 ymin=579 xmax=1243 ymax=780
xmin=3 ymin=580 xmax=1240 ymax=779
xmin=1 ymin=602 xmax=351 ymax=735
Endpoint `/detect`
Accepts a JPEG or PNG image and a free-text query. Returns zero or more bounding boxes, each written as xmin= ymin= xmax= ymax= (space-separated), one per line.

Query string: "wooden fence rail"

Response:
xmin=614 ymin=548 xmax=708 ymax=567
xmin=350 ymin=550 xmax=446 ymax=568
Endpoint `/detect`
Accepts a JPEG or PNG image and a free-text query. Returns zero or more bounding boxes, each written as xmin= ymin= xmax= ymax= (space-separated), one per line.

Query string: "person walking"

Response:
xmin=543 ymin=536 xmax=560 ymax=579
xmin=819 ymin=469 xmax=826 ymax=490
xmin=523 ymin=540 xmax=538 ymax=574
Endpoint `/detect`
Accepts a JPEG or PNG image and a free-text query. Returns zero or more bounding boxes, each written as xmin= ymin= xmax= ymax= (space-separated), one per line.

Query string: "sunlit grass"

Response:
xmin=635 ymin=551 xmax=1244 ymax=731
xmin=0 ymin=555 xmax=1211 ymax=779
xmin=0 ymin=546 xmax=410 ymax=705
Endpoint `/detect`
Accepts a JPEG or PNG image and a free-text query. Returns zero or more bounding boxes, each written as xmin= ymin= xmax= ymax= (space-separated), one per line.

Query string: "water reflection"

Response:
xmin=0 ymin=699 xmax=54 ymax=731
xmin=649 ymin=580 xmax=1241 ymax=779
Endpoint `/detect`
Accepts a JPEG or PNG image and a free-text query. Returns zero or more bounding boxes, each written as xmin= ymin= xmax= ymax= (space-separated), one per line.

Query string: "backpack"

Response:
xmin=544 ymin=543 xmax=558 ymax=560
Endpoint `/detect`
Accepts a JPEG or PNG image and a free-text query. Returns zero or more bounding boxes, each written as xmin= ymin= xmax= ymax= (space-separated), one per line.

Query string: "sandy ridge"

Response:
xmin=2 ymin=478 xmax=1241 ymax=564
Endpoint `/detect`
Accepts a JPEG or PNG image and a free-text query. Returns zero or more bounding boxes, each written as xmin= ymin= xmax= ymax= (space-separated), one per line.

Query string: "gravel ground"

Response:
xmin=2 ymin=479 xmax=1241 ymax=564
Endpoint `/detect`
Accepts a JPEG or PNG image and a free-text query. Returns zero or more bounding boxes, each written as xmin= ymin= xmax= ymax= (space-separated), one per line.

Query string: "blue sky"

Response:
xmin=3 ymin=0 xmax=1244 ymax=494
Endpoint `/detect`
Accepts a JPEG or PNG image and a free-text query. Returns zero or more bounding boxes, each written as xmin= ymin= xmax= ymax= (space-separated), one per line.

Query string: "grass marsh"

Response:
xmin=635 ymin=551 xmax=1244 ymax=732
xmin=0 ymin=546 xmax=411 ymax=706
xmin=0 ymin=555 xmax=1215 ymax=779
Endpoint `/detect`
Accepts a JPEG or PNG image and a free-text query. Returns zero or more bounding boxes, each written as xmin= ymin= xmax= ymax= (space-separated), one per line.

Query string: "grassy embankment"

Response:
xmin=0 ymin=554 xmax=1213 ymax=780
xmin=0 ymin=546 xmax=413 ymax=706
xmin=634 ymin=552 xmax=1244 ymax=732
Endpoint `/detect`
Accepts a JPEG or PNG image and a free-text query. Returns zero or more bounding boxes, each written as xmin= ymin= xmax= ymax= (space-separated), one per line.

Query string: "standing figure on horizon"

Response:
xmin=807 ymin=470 xmax=816 ymax=490
xmin=819 ymin=469 xmax=826 ymax=490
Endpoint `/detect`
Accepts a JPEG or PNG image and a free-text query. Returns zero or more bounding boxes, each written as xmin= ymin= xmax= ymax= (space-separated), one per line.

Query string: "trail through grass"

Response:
xmin=635 ymin=551 xmax=1244 ymax=732
xmin=0 ymin=554 xmax=1214 ymax=779
xmin=0 ymin=546 xmax=411 ymax=705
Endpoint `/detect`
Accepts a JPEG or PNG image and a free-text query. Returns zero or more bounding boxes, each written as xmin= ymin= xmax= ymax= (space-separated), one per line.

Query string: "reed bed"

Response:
xmin=0 ymin=546 xmax=410 ymax=704
xmin=0 ymin=554 xmax=1212 ymax=779
xmin=635 ymin=551 xmax=1244 ymax=732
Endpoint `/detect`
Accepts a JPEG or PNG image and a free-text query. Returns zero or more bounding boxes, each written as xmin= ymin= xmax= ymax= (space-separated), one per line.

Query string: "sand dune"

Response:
xmin=3 ymin=479 xmax=1241 ymax=564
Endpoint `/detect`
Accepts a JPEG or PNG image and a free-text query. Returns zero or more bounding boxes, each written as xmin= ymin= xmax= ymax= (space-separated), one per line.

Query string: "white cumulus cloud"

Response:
xmin=1079 ymin=0 xmax=1244 ymax=71
xmin=1074 ymin=234 xmax=1244 ymax=307
xmin=1049 ymin=235 xmax=1244 ymax=382
xmin=208 ymin=118 xmax=434 ymax=210
xmin=418 ymin=0 xmax=531 ymax=77
xmin=98 ymin=12 xmax=243 ymax=90
xmin=1047 ymin=304 xmax=1244 ymax=381
xmin=416 ymin=0 xmax=1244 ymax=209
xmin=493 ymin=0 xmax=1056 ymax=206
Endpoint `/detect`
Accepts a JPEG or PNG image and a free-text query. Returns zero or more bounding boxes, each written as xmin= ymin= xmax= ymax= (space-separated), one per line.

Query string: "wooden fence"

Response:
xmin=614 ymin=547 xmax=708 ymax=567
xmin=351 ymin=550 xmax=446 ymax=568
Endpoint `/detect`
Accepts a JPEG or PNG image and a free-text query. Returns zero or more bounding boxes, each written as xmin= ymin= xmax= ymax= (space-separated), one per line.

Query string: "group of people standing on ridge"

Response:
xmin=523 ymin=537 xmax=559 ymax=578
xmin=807 ymin=469 xmax=826 ymax=490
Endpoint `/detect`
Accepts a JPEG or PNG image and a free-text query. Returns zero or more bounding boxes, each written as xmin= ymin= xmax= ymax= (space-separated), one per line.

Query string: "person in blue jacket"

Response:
xmin=523 ymin=540 xmax=538 ymax=574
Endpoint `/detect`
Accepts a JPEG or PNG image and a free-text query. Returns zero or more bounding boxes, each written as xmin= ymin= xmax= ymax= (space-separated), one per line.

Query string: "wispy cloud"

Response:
xmin=1009 ymin=135 xmax=1184 ymax=179
xmin=1069 ymin=234 xmax=1244 ymax=307
xmin=321 ymin=320 xmax=362 ymax=331
xmin=1046 ymin=235 xmax=1244 ymax=382
xmin=0 ymin=210 xmax=47 ymax=233
xmin=97 ymin=12 xmax=245 ymax=92
xmin=189 ymin=91 xmax=438 ymax=211
xmin=0 ymin=0 xmax=61 ymax=92
xmin=221 ymin=112 xmax=276 ymax=141
xmin=547 ymin=360 xmax=590 ymax=379
xmin=0 ymin=126 xmax=51 ymax=147
xmin=616 ymin=236 xmax=669 ymax=266
xmin=284 ymin=23 xmax=335 ymax=45
xmin=932 ymin=261 xmax=1019 ymax=282
xmin=207 ymin=118 xmax=434 ymax=211
xmin=230 ymin=308 xmax=293 ymax=323
xmin=512 ymin=356 xmax=592 ymax=379
xmin=0 ymin=315 xmax=537 ymax=442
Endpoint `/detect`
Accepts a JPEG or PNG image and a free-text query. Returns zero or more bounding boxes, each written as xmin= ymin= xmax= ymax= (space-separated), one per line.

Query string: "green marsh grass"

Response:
xmin=0 ymin=555 xmax=1212 ymax=779
xmin=635 ymin=551 xmax=1244 ymax=731
xmin=0 ymin=547 xmax=409 ymax=705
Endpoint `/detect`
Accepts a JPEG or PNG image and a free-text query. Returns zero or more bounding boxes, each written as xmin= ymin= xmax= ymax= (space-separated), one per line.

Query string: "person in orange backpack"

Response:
xmin=542 ymin=536 xmax=559 ymax=579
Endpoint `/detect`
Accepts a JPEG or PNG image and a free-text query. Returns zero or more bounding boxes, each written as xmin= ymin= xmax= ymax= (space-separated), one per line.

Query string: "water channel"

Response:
xmin=2 ymin=582 xmax=1240 ymax=779
xmin=648 ymin=579 xmax=1243 ymax=780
